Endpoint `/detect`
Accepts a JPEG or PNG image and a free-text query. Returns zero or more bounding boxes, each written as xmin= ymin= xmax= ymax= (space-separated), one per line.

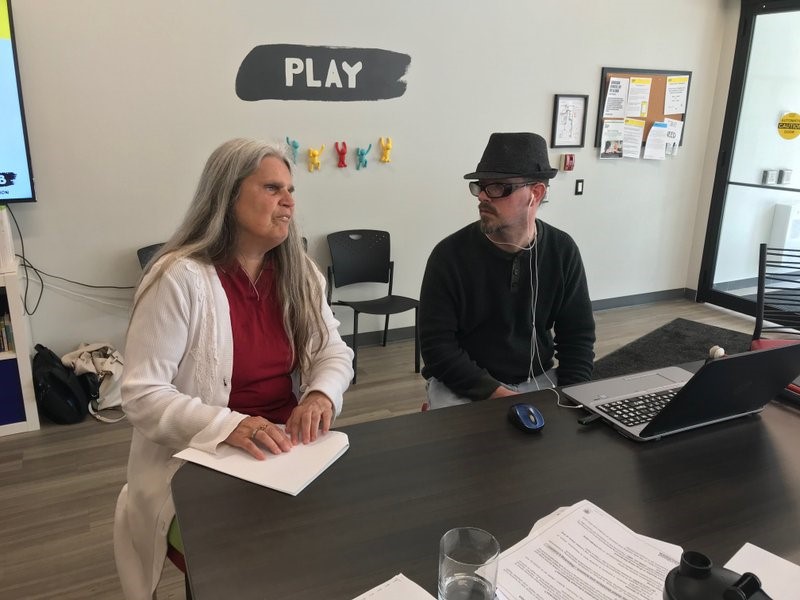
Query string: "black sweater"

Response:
xmin=420 ymin=220 xmax=595 ymax=400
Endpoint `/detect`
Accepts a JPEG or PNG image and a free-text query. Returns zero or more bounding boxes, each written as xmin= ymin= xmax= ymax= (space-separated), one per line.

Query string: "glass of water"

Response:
xmin=438 ymin=527 xmax=500 ymax=600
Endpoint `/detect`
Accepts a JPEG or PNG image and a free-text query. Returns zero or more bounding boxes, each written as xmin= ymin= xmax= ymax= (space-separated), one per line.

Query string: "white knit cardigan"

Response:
xmin=113 ymin=257 xmax=353 ymax=599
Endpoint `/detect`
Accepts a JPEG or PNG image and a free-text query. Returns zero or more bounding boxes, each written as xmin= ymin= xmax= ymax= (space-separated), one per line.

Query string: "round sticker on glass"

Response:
xmin=778 ymin=112 xmax=800 ymax=140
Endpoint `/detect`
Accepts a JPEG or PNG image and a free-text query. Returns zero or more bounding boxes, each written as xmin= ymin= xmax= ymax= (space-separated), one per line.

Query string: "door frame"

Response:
xmin=696 ymin=0 xmax=800 ymax=316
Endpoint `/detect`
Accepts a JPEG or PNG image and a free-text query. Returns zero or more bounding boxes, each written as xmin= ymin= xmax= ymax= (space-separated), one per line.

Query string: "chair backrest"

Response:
xmin=754 ymin=244 xmax=800 ymax=339
xmin=327 ymin=230 xmax=391 ymax=287
xmin=138 ymin=239 xmax=302 ymax=271
xmin=137 ymin=243 xmax=165 ymax=269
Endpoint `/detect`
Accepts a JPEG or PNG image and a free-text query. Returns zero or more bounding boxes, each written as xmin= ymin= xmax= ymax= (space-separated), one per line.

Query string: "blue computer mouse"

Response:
xmin=508 ymin=403 xmax=545 ymax=433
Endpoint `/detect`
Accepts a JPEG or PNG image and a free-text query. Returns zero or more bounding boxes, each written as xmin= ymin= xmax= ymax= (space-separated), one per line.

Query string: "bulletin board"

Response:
xmin=593 ymin=67 xmax=692 ymax=147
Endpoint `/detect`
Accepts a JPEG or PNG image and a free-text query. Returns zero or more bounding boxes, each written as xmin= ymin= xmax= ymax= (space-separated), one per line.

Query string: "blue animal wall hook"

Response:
xmin=286 ymin=137 xmax=301 ymax=164
xmin=356 ymin=144 xmax=372 ymax=170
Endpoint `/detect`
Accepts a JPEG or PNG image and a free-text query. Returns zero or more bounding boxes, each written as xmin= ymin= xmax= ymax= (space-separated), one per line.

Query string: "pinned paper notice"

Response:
xmin=603 ymin=77 xmax=629 ymax=119
xmin=626 ymin=77 xmax=652 ymax=118
xmin=665 ymin=75 xmax=689 ymax=115
xmin=644 ymin=122 xmax=668 ymax=160
xmin=664 ymin=117 xmax=684 ymax=156
xmin=600 ymin=120 xmax=624 ymax=159
xmin=623 ymin=118 xmax=646 ymax=159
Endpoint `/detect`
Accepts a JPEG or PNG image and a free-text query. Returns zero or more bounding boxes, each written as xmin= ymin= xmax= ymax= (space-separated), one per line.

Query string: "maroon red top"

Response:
xmin=216 ymin=261 xmax=297 ymax=423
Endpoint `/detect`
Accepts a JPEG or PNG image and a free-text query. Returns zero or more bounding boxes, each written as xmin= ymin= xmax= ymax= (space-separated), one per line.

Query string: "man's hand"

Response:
xmin=489 ymin=385 xmax=517 ymax=399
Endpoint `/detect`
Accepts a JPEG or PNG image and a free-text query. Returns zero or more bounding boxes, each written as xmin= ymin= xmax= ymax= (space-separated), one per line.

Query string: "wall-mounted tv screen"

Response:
xmin=0 ymin=0 xmax=34 ymax=203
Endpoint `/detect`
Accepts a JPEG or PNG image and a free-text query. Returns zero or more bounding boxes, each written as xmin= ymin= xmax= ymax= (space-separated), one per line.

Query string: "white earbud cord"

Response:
xmin=483 ymin=199 xmax=581 ymax=409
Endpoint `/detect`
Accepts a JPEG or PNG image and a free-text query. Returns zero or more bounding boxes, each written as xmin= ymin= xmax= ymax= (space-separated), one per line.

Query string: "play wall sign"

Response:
xmin=236 ymin=44 xmax=410 ymax=102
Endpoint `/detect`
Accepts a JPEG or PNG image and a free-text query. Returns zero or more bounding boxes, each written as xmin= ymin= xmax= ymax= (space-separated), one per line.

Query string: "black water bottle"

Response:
xmin=663 ymin=550 xmax=773 ymax=600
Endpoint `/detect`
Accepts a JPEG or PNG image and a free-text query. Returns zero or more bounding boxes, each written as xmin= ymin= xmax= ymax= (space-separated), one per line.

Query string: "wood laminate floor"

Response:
xmin=0 ymin=299 xmax=756 ymax=599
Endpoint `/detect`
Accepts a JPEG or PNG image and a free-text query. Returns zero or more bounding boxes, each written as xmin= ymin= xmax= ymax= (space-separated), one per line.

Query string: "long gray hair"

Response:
xmin=136 ymin=138 xmax=327 ymax=374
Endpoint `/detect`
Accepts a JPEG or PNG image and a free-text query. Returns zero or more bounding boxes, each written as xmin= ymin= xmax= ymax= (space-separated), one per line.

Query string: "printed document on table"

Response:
xmin=496 ymin=499 xmax=682 ymax=600
xmin=724 ymin=543 xmax=800 ymax=600
xmin=175 ymin=429 xmax=349 ymax=496
xmin=352 ymin=574 xmax=435 ymax=600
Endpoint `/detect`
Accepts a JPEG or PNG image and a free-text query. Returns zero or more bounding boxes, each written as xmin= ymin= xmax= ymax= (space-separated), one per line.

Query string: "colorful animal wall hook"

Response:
xmin=356 ymin=144 xmax=372 ymax=170
xmin=308 ymin=144 xmax=325 ymax=172
xmin=334 ymin=141 xmax=348 ymax=168
xmin=286 ymin=137 xmax=301 ymax=164
xmin=379 ymin=137 xmax=393 ymax=163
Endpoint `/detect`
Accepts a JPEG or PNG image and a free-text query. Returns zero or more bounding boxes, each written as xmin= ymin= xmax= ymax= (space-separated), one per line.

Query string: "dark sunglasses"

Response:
xmin=468 ymin=181 xmax=535 ymax=199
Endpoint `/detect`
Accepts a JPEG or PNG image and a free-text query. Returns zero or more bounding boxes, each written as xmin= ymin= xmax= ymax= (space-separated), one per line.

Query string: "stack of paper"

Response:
xmin=174 ymin=428 xmax=349 ymax=496
xmin=495 ymin=500 xmax=682 ymax=600
xmin=349 ymin=502 xmax=800 ymax=600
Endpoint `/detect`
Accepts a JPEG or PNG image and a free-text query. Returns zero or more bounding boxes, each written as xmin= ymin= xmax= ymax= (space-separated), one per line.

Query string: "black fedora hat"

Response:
xmin=463 ymin=132 xmax=558 ymax=180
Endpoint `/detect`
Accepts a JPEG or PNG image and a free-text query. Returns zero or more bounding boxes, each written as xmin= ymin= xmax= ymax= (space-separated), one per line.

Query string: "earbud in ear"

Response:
xmin=528 ymin=194 xmax=534 ymax=207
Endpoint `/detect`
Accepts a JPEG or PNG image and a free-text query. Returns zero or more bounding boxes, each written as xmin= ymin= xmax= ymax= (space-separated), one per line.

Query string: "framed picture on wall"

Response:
xmin=551 ymin=94 xmax=588 ymax=148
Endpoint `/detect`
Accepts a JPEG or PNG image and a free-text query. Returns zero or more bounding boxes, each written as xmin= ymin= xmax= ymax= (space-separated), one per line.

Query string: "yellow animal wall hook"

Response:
xmin=308 ymin=144 xmax=325 ymax=172
xmin=379 ymin=137 xmax=393 ymax=163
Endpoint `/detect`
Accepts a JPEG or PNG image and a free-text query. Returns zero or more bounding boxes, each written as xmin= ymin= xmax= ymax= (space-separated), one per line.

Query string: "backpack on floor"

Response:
xmin=32 ymin=343 xmax=90 ymax=424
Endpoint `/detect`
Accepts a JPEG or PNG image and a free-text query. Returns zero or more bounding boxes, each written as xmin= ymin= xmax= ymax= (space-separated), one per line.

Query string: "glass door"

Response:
xmin=697 ymin=1 xmax=800 ymax=316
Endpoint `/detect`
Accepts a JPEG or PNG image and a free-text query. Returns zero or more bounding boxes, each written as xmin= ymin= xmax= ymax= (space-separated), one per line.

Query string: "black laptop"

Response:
xmin=561 ymin=344 xmax=800 ymax=441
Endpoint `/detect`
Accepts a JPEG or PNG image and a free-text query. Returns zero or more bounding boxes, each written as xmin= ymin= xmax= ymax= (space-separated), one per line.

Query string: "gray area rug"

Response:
xmin=592 ymin=318 xmax=753 ymax=380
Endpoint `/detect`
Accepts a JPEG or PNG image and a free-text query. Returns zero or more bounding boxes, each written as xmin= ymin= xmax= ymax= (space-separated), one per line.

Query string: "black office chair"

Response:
xmin=136 ymin=243 xmax=165 ymax=269
xmin=751 ymin=244 xmax=800 ymax=347
xmin=137 ymin=238 xmax=302 ymax=271
xmin=326 ymin=230 xmax=420 ymax=384
xmin=750 ymin=244 xmax=800 ymax=402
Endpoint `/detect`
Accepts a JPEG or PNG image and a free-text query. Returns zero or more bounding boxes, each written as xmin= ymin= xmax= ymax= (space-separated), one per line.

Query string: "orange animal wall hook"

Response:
xmin=379 ymin=137 xmax=393 ymax=163
xmin=308 ymin=144 xmax=325 ymax=172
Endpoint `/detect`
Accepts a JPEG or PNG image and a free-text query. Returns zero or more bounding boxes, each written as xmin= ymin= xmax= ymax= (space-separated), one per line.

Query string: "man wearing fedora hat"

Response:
xmin=419 ymin=132 xmax=595 ymax=407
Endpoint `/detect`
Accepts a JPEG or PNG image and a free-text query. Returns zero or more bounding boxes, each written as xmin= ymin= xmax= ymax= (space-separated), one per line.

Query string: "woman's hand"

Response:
xmin=286 ymin=392 xmax=334 ymax=445
xmin=224 ymin=416 xmax=292 ymax=460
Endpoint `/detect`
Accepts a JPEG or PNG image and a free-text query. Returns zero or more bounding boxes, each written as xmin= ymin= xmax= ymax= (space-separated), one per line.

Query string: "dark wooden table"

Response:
xmin=172 ymin=392 xmax=800 ymax=599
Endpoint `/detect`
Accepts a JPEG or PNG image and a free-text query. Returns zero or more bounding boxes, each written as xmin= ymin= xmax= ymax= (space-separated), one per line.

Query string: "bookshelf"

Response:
xmin=0 ymin=265 xmax=40 ymax=436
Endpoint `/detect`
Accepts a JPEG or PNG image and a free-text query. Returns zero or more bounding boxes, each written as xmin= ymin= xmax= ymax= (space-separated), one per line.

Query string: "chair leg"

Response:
xmin=414 ymin=307 xmax=420 ymax=373
xmin=383 ymin=314 xmax=390 ymax=346
xmin=352 ymin=311 xmax=359 ymax=384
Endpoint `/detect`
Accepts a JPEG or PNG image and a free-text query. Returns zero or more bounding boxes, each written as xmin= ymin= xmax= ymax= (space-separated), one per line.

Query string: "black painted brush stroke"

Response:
xmin=236 ymin=44 xmax=410 ymax=102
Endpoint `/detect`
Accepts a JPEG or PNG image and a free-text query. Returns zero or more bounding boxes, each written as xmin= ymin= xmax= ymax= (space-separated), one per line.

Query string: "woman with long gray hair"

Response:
xmin=113 ymin=138 xmax=353 ymax=598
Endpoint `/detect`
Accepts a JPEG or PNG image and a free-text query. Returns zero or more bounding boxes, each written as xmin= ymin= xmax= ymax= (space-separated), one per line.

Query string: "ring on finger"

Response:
xmin=250 ymin=425 xmax=268 ymax=441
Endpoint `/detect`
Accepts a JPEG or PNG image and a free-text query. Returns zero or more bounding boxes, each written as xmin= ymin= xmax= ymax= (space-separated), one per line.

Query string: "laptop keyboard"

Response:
xmin=596 ymin=387 xmax=681 ymax=427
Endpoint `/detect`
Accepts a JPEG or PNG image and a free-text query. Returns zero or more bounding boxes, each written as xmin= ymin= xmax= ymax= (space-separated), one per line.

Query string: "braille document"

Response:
xmin=351 ymin=574 xmax=435 ymax=600
xmin=174 ymin=429 xmax=349 ymax=496
xmin=495 ymin=499 xmax=681 ymax=600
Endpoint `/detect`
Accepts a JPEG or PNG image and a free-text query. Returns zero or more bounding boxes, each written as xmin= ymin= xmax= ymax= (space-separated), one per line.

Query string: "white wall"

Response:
xmin=8 ymin=0 xmax=738 ymax=355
